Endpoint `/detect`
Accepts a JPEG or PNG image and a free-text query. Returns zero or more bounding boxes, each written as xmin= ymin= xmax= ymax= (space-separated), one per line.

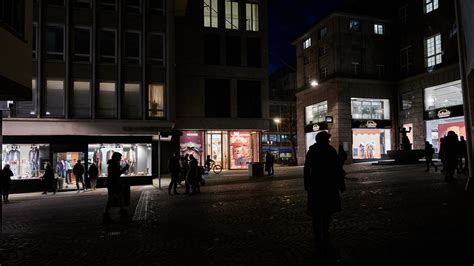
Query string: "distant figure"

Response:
xmin=168 ymin=153 xmax=181 ymax=195
xmin=205 ymin=155 xmax=214 ymax=174
xmin=182 ymin=154 xmax=190 ymax=194
xmin=103 ymin=152 xmax=130 ymax=224
xmin=444 ymin=131 xmax=460 ymax=181
xmin=265 ymin=152 xmax=274 ymax=176
xmin=73 ymin=160 xmax=86 ymax=192
xmin=424 ymin=141 xmax=438 ymax=172
xmin=88 ymin=162 xmax=99 ymax=190
xmin=458 ymin=136 xmax=468 ymax=173
xmin=359 ymin=143 xmax=365 ymax=159
xmin=304 ymin=131 xmax=345 ymax=262
xmin=42 ymin=163 xmax=56 ymax=195
xmin=338 ymin=145 xmax=348 ymax=177
xmin=188 ymin=155 xmax=199 ymax=194
xmin=439 ymin=137 xmax=446 ymax=172
xmin=400 ymin=127 xmax=412 ymax=150
xmin=1 ymin=164 xmax=14 ymax=203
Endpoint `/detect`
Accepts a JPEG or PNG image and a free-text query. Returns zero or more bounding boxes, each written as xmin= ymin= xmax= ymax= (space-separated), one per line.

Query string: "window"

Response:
xmin=204 ymin=0 xmax=219 ymax=28
xmin=0 ymin=0 xmax=25 ymax=37
xmin=319 ymin=27 xmax=327 ymax=39
xmin=425 ymin=34 xmax=442 ymax=67
xmin=149 ymin=33 xmax=164 ymax=64
xmin=352 ymin=62 xmax=360 ymax=76
xmin=148 ymin=84 xmax=164 ymax=118
xmin=71 ymin=81 xmax=91 ymax=118
xmin=226 ymin=36 xmax=241 ymax=66
xmin=320 ymin=67 xmax=328 ymax=79
xmin=100 ymin=0 xmax=116 ymax=11
xmin=237 ymin=81 xmax=261 ymax=118
xmin=44 ymin=80 xmax=65 ymax=117
xmin=126 ymin=0 xmax=141 ymax=13
xmin=376 ymin=64 xmax=385 ymax=78
xmin=374 ymin=24 xmax=384 ymax=35
xmin=424 ymin=81 xmax=462 ymax=111
xmin=225 ymin=0 xmax=239 ymax=30
xmin=72 ymin=0 xmax=92 ymax=9
xmin=14 ymin=79 xmax=37 ymax=118
xmin=149 ymin=0 xmax=164 ymax=14
xmin=247 ymin=37 xmax=261 ymax=67
xmin=99 ymin=29 xmax=116 ymax=63
xmin=424 ymin=0 xmax=438 ymax=14
xmin=32 ymin=24 xmax=38 ymax=59
xmin=319 ymin=46 xmax=327 ymax=56
xmin=73 ymin=27 xmax=91 ymax=62
xmin=245 ymin=3 xmax=259 ymax=31
xmin=399 ymin=5 xmax=408 ymax=24
xmin=47 ymin=0 xmax=64 ymax=6
xmin=303 ymin=38 xmax=311 ymax=49
xmin=205 ymin=79 xmax=230 ymax=117
xmin=351 ymin=98 xmax=390 ymax=120
xmin=125 ymin=31 xmax=141 ymax=64
xmin=305 ymin=101 xmax=328 ymax=125
xmin=45 ymin=25 xmax=65 ymax=60
xmin=400 ymin=46 xmax=413 ymax=73
xmin=400 ymin=92 xmax=414 ymax=111
xmin=123 ymin=83 xmax=142 ymax=119
xmin=97 ymin=82 xmax=116 ymax=118
xmin=350 ymin=19 xmax=360 ymax=31
xmin=204 ymin=34 xmax=220 ymax=65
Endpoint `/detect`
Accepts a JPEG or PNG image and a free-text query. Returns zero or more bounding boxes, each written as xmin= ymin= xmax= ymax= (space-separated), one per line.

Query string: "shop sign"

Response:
xmin=437 ymin=109 xmax=451 ymax=118
xmin=365 ymin=120 xmax=377 ymax=128
xmin=305 ymin=122 xmax=328 ymax=133
xmin=351 ymin=119 xmax=392 ymax=129
xmin=312 ymin=124 xmax=320 ymax=132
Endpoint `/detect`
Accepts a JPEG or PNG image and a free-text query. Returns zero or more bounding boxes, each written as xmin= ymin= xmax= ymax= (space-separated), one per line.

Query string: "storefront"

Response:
xmin=304 ymin=101 xmax=328 ymax=152
xmin=261 ymin=133 xmax=294 ymax=163
xmin=180 ymin=130 xmax=261 ymax=170
xmin=424 ymin=80 xmax=464 ymax=151
xmin=351 ymin=98 xmax=391 ymax=160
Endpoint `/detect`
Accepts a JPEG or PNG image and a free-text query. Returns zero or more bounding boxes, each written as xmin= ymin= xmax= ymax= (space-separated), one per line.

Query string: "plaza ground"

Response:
xmin=1 ymin=163 xmax=474 ymax=265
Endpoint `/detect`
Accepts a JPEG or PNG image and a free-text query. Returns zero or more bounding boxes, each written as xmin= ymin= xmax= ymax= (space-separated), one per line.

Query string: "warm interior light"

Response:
xmin=310 ymin=80 xmax=318 ymax=87
xmin=274 ymin=118 xmax=281 ymax=124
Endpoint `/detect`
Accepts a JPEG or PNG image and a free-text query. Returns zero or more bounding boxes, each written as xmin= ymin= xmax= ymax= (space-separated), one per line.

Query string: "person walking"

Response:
xmin=458 ymin=136 xmax=468 ymax=173
xmin=188 ymin=154 xmax=199 ymax=194
xmin=1 ymin=164 xmax=14 ymax=203
xmin=439 ymin=137 xmax=446 ymax=172
xmin=103 ymin=152 xmax=129 ymax=224
xmin=204 ymin=155 xmax=214 ymax=174
xmin=444 ymin=131 xmax=460 ymax=181
xmin=168 ymin=153 xmax=181 ymax=195
xmin=304 ymin=131 xmax=345 ymax=263
xmin=424 ymin=141 xmax=438 ymax=172
xmin=265 ymin=152 xmax=273 ymax=176
xmin=88 ymin=162 xmax=99 ymax=190
xmin=42 ymin=163 xmax=56 ymax=195
xmin=182 ymin=155 xmax=190 ymax=194
xmin=73 ymin=160 xmax=86 ymax=192
xmin=337 ymin=145 xmax=348 ymax=177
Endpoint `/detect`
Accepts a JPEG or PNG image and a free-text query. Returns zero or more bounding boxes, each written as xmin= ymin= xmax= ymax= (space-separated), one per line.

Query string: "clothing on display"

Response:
xmin=2 ymin=144 xmax=49 ymax=179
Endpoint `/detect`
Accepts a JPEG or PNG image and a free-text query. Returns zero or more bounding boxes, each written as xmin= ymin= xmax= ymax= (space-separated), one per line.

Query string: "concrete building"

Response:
xmin=175 ymin=0 xmax=269 ymax=170
xmin=294 ymin=0 xmax=461 ymax=164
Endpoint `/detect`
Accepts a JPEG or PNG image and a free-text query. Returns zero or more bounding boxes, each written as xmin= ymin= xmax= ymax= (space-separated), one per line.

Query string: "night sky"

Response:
xmin=268 ymin=0 xmax=344 ymax=74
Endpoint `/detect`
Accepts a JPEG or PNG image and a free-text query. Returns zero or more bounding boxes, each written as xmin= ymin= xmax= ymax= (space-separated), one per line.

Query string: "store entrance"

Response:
xmin=352 ymin=129 xmax=391 ymax=160
xmin=206 ymin=131 xmax=229 ymax=170
xmin=53 ymin=152 xmax=85 ymax=189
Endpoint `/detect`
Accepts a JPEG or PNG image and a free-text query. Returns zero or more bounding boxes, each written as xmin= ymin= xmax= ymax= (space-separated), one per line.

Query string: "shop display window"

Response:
xmin=305 ymin=101 xmax=328 ymax=125
xmin=206 ymin=131 xmax=229 ymax=169
xmin=351 ymin=98 xmax=390 ymax=120
xmin=229 ymin=131 xmax=253 ymax=169
xmin=88 ymin=144 xmax=151 ymax=177
xmin=424 ymin=80 xmax=462 ymax=111
xmin=2 ymin=144 xmax=50 ymax=179
xmin=352 ymin=129 xmax=391 ymax=159
xmin=425 ymin=117 xmax=465 ymax=151
xmin=180 ymin=131 xmax=204 ymax=165
xmin=53 ymin=152 xmax=85 ymax=189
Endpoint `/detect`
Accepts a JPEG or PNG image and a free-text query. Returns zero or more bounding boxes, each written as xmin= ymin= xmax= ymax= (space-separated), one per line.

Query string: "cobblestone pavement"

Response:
xmin=1 ymin=163 xmax=474 ymax=266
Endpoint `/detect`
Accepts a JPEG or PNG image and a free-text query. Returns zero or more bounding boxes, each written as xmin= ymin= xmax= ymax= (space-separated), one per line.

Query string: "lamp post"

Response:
xmin=274 ymin=118 xmax=281 ymax=162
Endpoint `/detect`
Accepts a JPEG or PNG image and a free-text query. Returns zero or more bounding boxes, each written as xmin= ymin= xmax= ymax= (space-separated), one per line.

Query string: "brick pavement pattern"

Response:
xmin=1 ymin=163 xmax=474 ymax=265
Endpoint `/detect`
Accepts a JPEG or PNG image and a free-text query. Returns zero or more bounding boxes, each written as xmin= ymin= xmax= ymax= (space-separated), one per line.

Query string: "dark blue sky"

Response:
xmin=268 ymin=0 xmax=343 ymax=74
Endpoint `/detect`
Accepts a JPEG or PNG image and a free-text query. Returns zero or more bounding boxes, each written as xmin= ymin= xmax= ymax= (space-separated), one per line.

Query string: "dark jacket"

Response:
xmin=106 ymin=159 xmax=128 ymax=191
xmin=88 ymin=164 xmax=99 ymax=179
xmin=73 ymin=163 xmax=85 ymax=177
xmin=1 ymin=168 xmax=13 ymax=187
xmin=168 ymin=156 xmax=181 ymax=174
xmin=304 ymin=143 xmax=345 ymax=216
xmin=43 ymin=166 xmax=55 ymax=186
xmin=187 ymin=158 xmax=198 ymax=181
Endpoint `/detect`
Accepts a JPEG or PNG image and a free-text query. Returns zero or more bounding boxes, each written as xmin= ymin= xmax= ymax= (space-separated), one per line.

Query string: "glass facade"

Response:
xmin=44 ymin=80 xmax=65 ymax=117
xmin=2 ymin=144 xmax=50 ymax=180
xmin=72 ymin=81 xmax=91 ymax=118
xmin=426 ymin=117 xmax=465 ymax=152
xmin=424 ymin=80 xmax=462 ymax=111
xmin=351 ymin=98 xmax=390 ymax=120
xmin=97 ymin=82 xmax=116 ymax=118
xmin=352 ymin=129 xmax=391 ymax=159
xmin=305 ymin=101 xmax=327 ymax=125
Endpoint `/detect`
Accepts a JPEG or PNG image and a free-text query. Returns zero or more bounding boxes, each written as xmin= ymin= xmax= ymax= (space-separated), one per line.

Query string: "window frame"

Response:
xmin=204 ymin=0 xmax=219 ymax=28
xmin=352 ymin=62 xmax=360 ymax=76
xmin=349 ymin=19 xmax=360 ymax=31
xmin=147 ymin=83 xmax=166 ymax=119
xmin=149 ymin=0 xmax=165 ymax=15
xmin=245 ymin=2 xmax=259 ymax=32
xmin=225 ymin=0 xmax=240 ymax=30
xmin=424 ymin=0 xmax=439 ymax=14
xmin=148 ymin=32 xmax=165 ymax=65
xmin=97 ymin=81 xmax=117 ymax=119
xmin=124 ymin=30 xmax=142 ymax=65
xmin=319 ymin=27 xmax=327 ymax=39
xmin=43 ymin=79 xmax=66 ymax=118
xmin=45 ymin=23 xmax=65 ymax=61
xmin=99 ymin=28 xmax=117 ymax=64
xmin=99 ymin=0 xmax=117 ymax=11
xmin=126 ymin=0 xmax=142 ymax=14
xmin=374 ymin=23 xmax=384 ymax=35
xmin=72 ymin=0 xmax=92 ymax=9
xmin=122 ymin=82 xmax=143 ymax=119
xmin=303 ymin=38 xmax=311 ymax=49
xmin=425 ymin=34 xmax=442 ymax=68
xmin=47 ymin=0 xmax=65 ymax=7
xmin=71 ymin=80 xmax=92 ymax=118
xmin=73 ymin=26 xmax=92 ymax=63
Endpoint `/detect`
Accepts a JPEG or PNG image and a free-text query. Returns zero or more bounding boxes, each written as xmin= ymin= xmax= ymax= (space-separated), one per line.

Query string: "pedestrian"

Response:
xmin=182 ymin=154 xmax=190 ymax=194
xmin=188 ymin=154 xmax=199 ymax=194
xmin=458 ymin=136 xmax=468 ymax=173
xmin=424 ymin=141 xmax=438 ymax=172
xmin=304 ymin=131 xmax=345 ymax=263
xmin=103 ymin=152 xmax=129 ymax=224
xmin=337 ymin=145 xmax=348 ymax=177
xmin=1 ymin=164 xmax=14 ymax=203
xmin=439 ymin=137 xmax=446 ymax=172
xmin=444 ymin=131 xmax=460 ymax=181
xmin=205 ymin=155 xmax=214 ymax=174
xmin=168 ymin=153 xmax=181 ymax=195
xmin=88 ymin=162 xmax=99 ymax=190
xmin=265 ymin=151 xmax=273 ymax=176
xmin=73 ymin=160 xmax=86 ymax=192
xmin=42 ymin=162 xmax=56 ymax=195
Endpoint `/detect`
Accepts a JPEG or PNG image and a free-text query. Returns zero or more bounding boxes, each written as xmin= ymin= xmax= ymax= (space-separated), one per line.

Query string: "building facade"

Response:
xmin=2 ymin=0 xmax=175 ymax=190
xmin=295 ymin=0 xmax=461 ymax=164
xmin=175 ymin=0 xmax=269 ymax=170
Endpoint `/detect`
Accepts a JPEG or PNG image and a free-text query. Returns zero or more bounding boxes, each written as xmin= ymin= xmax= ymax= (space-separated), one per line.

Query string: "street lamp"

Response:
xmin=274 ymin=118 xmax=282 ymax=162
xmin=310 ymin=80 xmax=319 ymax=87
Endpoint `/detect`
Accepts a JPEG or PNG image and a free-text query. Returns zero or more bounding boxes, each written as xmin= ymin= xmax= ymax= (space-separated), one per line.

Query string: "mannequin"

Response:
xmin=93 ymin=148 xmax=102 ymax=176
xmin=127 ymin=147 xmax=136 ymax=175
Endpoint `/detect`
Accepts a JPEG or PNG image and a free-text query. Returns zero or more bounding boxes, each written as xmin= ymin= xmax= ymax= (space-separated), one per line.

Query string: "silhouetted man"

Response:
xmin=458 ymin=136 xmax=468 ymax=173
xmin=73 ymin=160 xmax=86 ymax=192
xmin=304 ymin=131 xmax=345 ymax=262
xmin=168 ymin=153 xmax=181 ymax=195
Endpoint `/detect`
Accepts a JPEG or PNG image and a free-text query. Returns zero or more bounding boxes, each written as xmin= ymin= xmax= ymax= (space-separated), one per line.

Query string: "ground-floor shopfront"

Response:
xmin=2 ymin=136 xmax=158 ymax=192
xmin=179 ymin=130 xmax=262 ymax=170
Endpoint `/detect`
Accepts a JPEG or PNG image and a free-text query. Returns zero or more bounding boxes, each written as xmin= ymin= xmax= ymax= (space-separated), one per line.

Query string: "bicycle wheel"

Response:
xmin=213 ymin=164 xmax=222 ymax=174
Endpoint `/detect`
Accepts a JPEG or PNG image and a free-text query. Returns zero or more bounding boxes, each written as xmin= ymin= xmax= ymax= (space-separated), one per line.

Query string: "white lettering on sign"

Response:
xmin=186 ymin=133 xmax=199 ymax=137
xmin=437 ymin=109 xmax=451 ymax=118
xmin=366 ymin=121 xmax=377 ymax=128
xmin=312 ymin=124 xmax=320 ymax=132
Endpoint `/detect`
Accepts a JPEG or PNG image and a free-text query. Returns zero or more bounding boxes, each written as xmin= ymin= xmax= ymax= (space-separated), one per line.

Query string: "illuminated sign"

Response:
xmin=312 ymin=124 xmax=320 ymax=132
xmin=437 ymin=109 xmax=451 ymax=118
xmin=365 ymin=121 xmax=377 ymax=128
xmin=186 ymin=133 xmax=199 ymax=137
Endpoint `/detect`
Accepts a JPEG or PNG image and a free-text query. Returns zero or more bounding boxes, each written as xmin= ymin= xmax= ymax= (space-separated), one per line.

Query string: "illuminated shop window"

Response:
xmin=305 ymin=101 xmax=328 ymax=125
xmin=2 ymin=144 xmax=50 ymax=180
